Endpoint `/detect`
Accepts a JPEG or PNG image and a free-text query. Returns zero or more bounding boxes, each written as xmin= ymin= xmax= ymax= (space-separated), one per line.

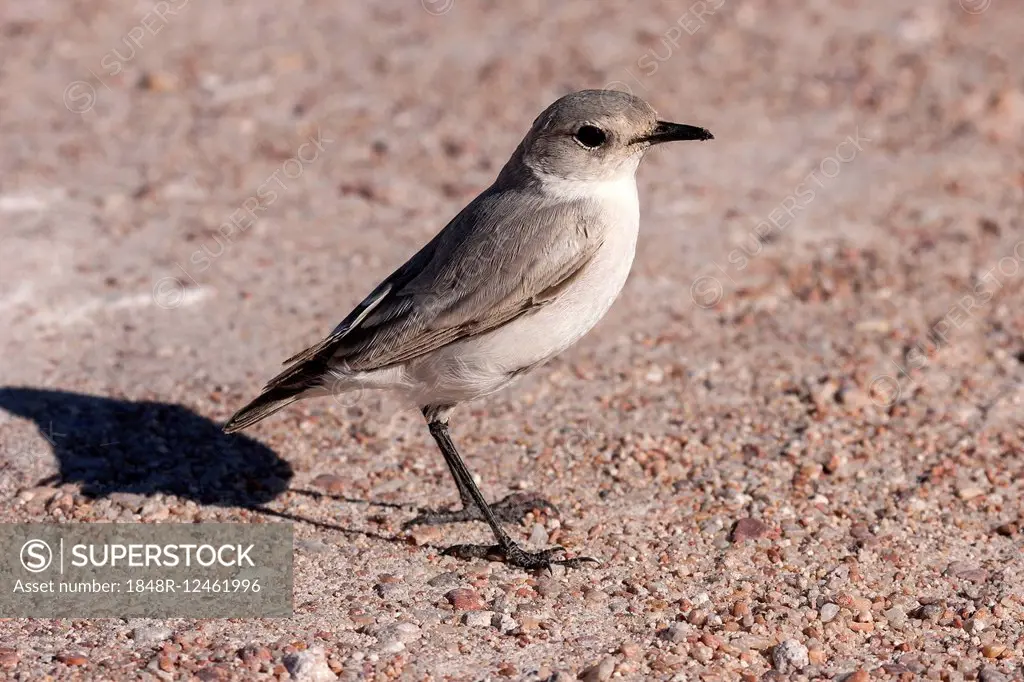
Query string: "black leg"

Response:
xmin=404 ymin=445 xmax=558 ymax=529
xmin=405 ymin=405 xmax=557 ymax=528
xmin=421 ymin=413 xmax=597 ymax=570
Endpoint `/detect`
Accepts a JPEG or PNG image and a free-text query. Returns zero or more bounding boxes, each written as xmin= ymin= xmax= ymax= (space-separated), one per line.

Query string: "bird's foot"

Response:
xmin=442 ymin=542 xmax=600 ymax=570
xmin=403 ymin=492 xmax=558 ymax=528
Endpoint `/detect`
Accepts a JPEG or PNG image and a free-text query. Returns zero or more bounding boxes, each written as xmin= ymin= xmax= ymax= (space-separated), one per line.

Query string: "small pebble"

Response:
xmin=686 ymin=609 xmax=708 ymax=626
xmin=0 ymin=648 xmax=18 ymax=669
xmin=883 ymin=607 xmax=907 ymax=629
xmin=979 ymin=667 xmax=1009 ymax=682
xmin=492 ymin=613 xmax=517 ymax=634
xmin=516 ymin=616 xmax=543 ymax=633
xmin=462 ymin=610 xmax=494 ymax=627
xmin=296 ymin=538 xmax=331 ymax=554
xmin=730 ymin=518 xmax=769 ymax=542
xmin=140 ymin=499 xmax=170 ymax=521
xmin=772 ymin=639 xmax=809 ymax=673
xmin=132 ymin=625 xmax=174 ymax=647
xmin=529 ymin=523 xmax=549 ymax=546
xmin=664 ymin=623 xmax=688 ymax=643
xmin=376 ymin=622 xmax=420 ymax=644
xmin=944 ymin=561 xmax=989 ymax=583
xmin=617 ymin=640 xmax=640 ymax=659
xmin=375 ymin=640 xmax=405 ymax=655
xmin=957 ymin=484 xmax=984 ymax=500
xmin=913 ymin=604 xmax=943 ymax=622
xmin=427 ymin=572 xmax=462 ymax=588
xmin=282 ymin=647 xmax=337 ymax=682
xmin=109 ymin=492 xmax=147 ymax=512
xmin=819 ymin=603 xmax=840 ymax=623
xmin=238 ymin=645 xmax=272 ymax=664
xmin=701 ymin=517 xmax=725 ymax=535
xmin=535 ymin=577 xmax=561 ymax=598
xmin=196 ymin=665 xmax=231 ymax=681
xmin=311 ymin=474 xmax=346 ymax=494
xmin=982 ymin=644 xmax=1007 ymax=659
xmin=994 ymin=520 xmax=1019 ymax=537
xmin=445 ymin=588 xmax=484 ymax=611
xmin=138 ymin=71 xmax=179 ymax=92
xmin=578 ymin=656 xmax=615 ymax=682
xmin=156 ymin=654 xmax=175 ymax=673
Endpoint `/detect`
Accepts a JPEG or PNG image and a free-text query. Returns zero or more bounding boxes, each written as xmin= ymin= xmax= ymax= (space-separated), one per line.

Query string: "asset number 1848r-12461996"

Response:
xmin=125 ymin=579 xmax=262 ymax=593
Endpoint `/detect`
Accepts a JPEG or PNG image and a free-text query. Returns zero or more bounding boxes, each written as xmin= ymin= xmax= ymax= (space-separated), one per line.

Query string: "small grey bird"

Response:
xmin=224 ymin=89 xmax=712 ymax=569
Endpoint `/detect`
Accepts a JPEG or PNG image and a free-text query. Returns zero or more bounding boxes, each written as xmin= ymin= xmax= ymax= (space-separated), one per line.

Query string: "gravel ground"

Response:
xmin=2 ymin=0 xmax=1023 ymax=679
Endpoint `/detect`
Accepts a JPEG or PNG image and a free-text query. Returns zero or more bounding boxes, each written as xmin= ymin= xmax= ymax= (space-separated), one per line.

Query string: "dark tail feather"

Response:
xmin=222 ymin=387 xmax=304 ymax=433
xmin=224 ymin=355 xmax=331 ymax=433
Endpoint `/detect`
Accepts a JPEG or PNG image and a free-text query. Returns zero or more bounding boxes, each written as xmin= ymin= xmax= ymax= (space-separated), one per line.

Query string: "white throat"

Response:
xmin=533 ymin=164 xmax=641 ymax=214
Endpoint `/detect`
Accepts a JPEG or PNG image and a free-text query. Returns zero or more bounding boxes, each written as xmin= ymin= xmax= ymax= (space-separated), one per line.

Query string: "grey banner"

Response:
xmin=0 ymin=523 xmax=292 ymax=617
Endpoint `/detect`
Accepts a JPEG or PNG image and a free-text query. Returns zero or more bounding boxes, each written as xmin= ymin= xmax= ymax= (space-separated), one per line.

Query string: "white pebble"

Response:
xmin=772 ymin=639 xmax=809 ymax=672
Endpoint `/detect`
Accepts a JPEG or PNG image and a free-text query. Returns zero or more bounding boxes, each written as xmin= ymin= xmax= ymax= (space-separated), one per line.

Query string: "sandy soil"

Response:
xmin=1 ymin=0 xmax=1023 ymax=679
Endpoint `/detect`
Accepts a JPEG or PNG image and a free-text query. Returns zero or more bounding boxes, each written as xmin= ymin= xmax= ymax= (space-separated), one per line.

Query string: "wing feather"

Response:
xmin=264 ymin=183 xmax=608 ymax=392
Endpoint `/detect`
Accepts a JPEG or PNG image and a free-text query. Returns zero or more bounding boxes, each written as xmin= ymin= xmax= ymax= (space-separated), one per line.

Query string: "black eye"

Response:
xmin=573 ymin=125 xmax=606 ymax=148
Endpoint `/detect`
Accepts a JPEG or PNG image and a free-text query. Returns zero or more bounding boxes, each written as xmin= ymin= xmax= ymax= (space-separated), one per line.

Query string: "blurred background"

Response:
xmin=0 ymin=0 xmax=1022 ymax=679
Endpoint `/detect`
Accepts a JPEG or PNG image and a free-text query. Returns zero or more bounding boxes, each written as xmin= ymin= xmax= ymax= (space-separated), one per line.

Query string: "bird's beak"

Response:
xmin=637 ymin=121 xmax=714 ymax=145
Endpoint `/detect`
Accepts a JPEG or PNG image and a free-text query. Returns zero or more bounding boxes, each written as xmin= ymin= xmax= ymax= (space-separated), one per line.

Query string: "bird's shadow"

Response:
xmin=0 ymin=387 xmax=294 ymax=507
xmin=0 ymin=387 xmax=447 ymax=551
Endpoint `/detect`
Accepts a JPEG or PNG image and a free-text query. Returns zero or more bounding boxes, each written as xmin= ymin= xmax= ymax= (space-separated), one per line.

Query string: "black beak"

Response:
xmin=638 ymin=120 xmax=714 ymax=145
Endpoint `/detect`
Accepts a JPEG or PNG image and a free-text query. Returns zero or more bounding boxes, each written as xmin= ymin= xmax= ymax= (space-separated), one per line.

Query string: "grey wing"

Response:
xmin=265 ymin=187 xmax=607 ymax=391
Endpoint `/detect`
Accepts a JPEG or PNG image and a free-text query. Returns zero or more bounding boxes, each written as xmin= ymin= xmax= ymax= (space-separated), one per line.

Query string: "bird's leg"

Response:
xmin=403 ymin=452 xmax=558 ymax=528
xmin=419 ymin=414 xmax=597 ymax=570
xmin=404 ymin=406 xmax=558 ymax=528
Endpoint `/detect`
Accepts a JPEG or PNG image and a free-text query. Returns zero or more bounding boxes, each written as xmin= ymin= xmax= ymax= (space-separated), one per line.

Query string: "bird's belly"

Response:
xmin=406 ymin=220 xmax=639 ymax=405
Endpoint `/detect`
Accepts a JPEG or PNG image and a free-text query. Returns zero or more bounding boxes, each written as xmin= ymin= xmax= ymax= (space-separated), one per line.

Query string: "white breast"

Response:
xmin=525 ymin=171 xmax=641 ymax=348
xmin=405 ymin=172 xmax=641 ymax=406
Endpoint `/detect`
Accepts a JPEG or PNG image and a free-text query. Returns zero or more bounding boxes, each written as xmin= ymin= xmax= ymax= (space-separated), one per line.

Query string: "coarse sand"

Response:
xmin=1 ymin=0 xmax=1022 ymax=679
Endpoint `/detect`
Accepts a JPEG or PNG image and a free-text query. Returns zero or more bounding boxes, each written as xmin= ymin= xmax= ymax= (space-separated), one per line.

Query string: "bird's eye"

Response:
xmin=573 ymin=125 xmax=606 ymax=149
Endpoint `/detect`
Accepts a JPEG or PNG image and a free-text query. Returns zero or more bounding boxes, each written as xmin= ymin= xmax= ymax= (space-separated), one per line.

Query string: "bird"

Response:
xmin=223 ymin=89 xmax=713 ymax=569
